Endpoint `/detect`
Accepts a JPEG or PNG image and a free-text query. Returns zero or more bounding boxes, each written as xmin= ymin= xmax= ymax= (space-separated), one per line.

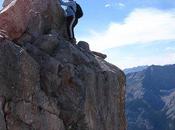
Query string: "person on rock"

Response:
xmin=59 ymin=0 xmax=77 ymax=43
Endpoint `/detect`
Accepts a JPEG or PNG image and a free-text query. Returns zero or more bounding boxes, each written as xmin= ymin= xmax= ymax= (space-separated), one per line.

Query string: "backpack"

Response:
xmin=75 ymin=3 xmax=83 ymax=18
xmin=70 ymin=3 xmax=83 ymax=19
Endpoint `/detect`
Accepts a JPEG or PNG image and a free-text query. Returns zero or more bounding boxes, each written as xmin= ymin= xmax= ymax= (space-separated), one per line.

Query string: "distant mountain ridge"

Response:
xmin=124 ymin=65 xmax=148 ymax=74
xmin=126 ymin=64 xmax=175 ymax=130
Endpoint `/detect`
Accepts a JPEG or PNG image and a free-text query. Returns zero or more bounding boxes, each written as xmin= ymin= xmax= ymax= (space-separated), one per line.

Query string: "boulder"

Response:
xmin=0 ymin=0 xmax=32 ymax=40
xmin=92 ymin=51 xmax=107 ymax=59
xmin=0 ymin=0 xmax=65 ymax=40
xmin=77 ymin=41 xmax=90 ymax=51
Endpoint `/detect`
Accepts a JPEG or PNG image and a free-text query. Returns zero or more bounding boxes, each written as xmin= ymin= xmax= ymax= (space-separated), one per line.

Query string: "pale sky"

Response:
xmin=75 ymin=0 xmax=175 ymax=69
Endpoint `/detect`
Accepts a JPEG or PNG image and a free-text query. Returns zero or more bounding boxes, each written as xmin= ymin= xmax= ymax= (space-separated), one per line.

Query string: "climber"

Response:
xmin=59 ymin=0 xmax=77 ymax=43
xmin=72 ymin=3 xmax=83 ymax=32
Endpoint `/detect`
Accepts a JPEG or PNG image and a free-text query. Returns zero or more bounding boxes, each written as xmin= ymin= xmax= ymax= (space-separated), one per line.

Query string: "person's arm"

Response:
xmin=59 ymin=0 xmax=74 ymax=6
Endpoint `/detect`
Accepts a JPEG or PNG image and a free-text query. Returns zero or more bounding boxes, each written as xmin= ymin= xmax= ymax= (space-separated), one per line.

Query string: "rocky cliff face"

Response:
xmin=126 ymin=64 xmax=175 ymax=130
xmin=0 ymin=0 xmax=126 ymax=130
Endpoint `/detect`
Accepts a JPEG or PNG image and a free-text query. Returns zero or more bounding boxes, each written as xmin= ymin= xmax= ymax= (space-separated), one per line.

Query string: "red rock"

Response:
xmin=0 ymin=0 xmax=31 ymax=40
xmin=0 ymin=0 xmax=64 ymax=40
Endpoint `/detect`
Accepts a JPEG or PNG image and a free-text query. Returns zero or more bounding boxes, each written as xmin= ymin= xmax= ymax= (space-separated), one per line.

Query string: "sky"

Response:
xmin=1 ymin=0 xmax=175 ymax=69
xmin=0 ymin=1 xmax=2 ymax=9
xmin=75 ymin=0 xmax=175 ymax=69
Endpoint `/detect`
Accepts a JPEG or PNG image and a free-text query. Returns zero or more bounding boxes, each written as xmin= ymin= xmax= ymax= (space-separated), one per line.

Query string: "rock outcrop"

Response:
xmin=0 ymin=0 xmax=126 ymax=130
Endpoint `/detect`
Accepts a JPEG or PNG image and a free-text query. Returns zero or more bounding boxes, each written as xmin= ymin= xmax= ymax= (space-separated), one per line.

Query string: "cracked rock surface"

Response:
xmin=0 ymin=0 xmax=126 ymax=130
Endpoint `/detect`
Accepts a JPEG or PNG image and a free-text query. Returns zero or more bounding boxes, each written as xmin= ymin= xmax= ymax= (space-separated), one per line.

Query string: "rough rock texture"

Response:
xmin=0 ymin=0 xmax=65 ymax=40
xmin=0 ymin=96 xmax=6 ymax=130
xmin=2 ymin=0 xmax=13 ymax=7
xmin=0 ymin=0 xmax=126 ymax=130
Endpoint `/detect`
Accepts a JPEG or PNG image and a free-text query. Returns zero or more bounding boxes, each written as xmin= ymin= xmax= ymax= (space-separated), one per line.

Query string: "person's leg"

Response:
xmin=66 ymin=16 xmax=72 ymax=39
xmin=66 ymin=16 xmax=75 ymax=39
xmin=72 ymin=18 xmax=78 ymax=39
xmin=73 ymin=18 xmax=78 ymax=27
xmin=70 ymin=16 xmax=75 ymax=39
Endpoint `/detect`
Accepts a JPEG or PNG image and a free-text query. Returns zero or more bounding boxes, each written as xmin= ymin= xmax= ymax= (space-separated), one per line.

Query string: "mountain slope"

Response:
xmin=126 ymin=64 xmax=175 ymax=130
